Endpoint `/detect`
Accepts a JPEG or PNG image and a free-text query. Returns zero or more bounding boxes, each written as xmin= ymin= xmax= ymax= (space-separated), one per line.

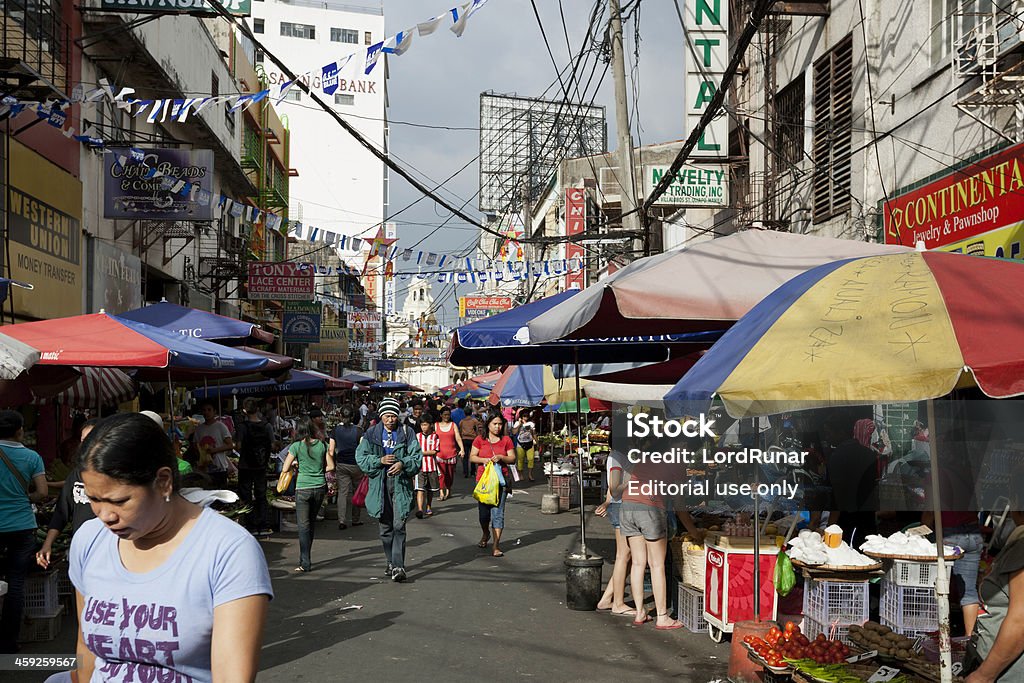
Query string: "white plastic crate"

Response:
xmin=880 ymin=583 xmax=938 ymax=633
xmin=677 ymin=583 xmax=707 ymax=632
xmin=23 ymin=571 xmax=61 ymax=617
xmin=884 ymin=560 xmax=952 ymax=588
xmin=879 ymin=617 xmax=933 ymax=639
xmin=56 ymin=565 xmax=74 ymax=599
xmin=803 ymin=579 xmax=870 ymax=625
xmin=18 ymin=606 xmax=64 ymax=643
xmin=801 ymin=616 xmax=855 ymax=647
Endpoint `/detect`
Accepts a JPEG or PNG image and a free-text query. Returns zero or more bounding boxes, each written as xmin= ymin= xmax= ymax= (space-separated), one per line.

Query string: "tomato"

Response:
xmin=815 ymin=633 xmax=826 ymax=643
xmin=795 ymin=634 xmax=810 ymax=646
xmin=785 ymin=621 xmax=796 ymax=633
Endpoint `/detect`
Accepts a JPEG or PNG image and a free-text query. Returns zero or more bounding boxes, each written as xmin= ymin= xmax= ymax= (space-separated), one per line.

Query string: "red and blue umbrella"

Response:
xmin=4 ymin=312 xmax=271 ymax=380
xmin=118 ymin=300 xmax=274 ymax=346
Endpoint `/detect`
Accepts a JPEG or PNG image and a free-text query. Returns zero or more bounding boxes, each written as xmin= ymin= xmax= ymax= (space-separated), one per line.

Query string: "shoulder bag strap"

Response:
xmin=0 ymin=446 xmax=30 ymax=494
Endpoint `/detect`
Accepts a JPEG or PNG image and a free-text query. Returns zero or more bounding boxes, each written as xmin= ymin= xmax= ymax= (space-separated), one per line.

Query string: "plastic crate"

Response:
xmin=18 ymin=606 xmax=64 ymax=643
xmin=801 ymin=616 xmax=855 ymax=646
xmin=884 ymin=560 xmax=952 ymax=588
xmin=677 ymin=583 xmax=707 ymax=632
xmin=880 ymin=583 xmax=938 ymax=633
xmin=23 ymin=571 xmax=61 ymax=617
xmin=879 ymin=617 xmax=934 ymax=639
xmin=923 ymin=636 xmax=969 ymax=665
xmin=803 ymin=579 xmax=870 ymax=625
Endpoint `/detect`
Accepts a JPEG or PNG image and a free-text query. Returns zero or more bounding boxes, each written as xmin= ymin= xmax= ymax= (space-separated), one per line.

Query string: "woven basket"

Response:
xmin=681 ymin=542 xmax=706 ymax=589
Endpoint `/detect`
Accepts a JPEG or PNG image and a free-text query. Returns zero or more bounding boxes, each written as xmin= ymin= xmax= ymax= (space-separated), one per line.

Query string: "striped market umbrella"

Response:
xmin=37 ymin=366 xmax=136 ymax=408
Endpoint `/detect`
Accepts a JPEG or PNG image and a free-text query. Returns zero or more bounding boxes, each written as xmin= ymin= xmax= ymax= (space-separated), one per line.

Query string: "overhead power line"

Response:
xmin=202 ymin=0 xmax=513 ymax=241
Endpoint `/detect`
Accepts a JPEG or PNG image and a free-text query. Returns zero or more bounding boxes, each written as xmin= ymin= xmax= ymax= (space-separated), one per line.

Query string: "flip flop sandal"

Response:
xmin=477 ymin=540 xmax=488 ymax=548
xmin=612 ymin=609 xmax=638 ymax=618
xmin=631 ymin=616 xmax=650 ymax=627
xmin=492 ymin=550 xmax=504 ymax=557
xmin=655 ymin=621 xmax=684 ymax=631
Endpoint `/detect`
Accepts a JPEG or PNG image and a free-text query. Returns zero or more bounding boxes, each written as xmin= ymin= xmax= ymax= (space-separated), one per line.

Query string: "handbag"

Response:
xmin=352 ymin=476 xmax=369 ymax=507
xmin=0 ymin=446 xmax=30 ymax=495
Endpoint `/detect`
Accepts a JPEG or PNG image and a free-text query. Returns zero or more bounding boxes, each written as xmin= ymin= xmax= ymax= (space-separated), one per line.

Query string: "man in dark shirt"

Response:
xmin=236 ymin=399 xmax=276 ymax=533
xmin=823 ymin=415 xmax=879 ymax=543
xmin=329 ymin=406 xmax=364 ymax=530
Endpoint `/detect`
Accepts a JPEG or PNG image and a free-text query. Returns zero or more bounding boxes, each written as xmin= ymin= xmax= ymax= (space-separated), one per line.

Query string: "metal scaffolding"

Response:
xmin=478 ymin=91 xmax=607 ymax=214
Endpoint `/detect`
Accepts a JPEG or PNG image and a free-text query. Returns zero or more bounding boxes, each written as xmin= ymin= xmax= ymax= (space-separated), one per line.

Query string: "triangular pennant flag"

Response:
xmin=325 ymin=231 xmax=337 ymax=246
xmin=425 ymin=252 xmax=438 ymax=266
xmin=383 ymin=29 xmax=414 ymax=55
xmin=322 ymin=62 xmax=340 ymax=96
xmin=417 ymin=15 xmax=445 ymax=36
xmin=364 ymin=41 xmax=385 ymax=75
xmin=351 ymin=237 xmax=363 ymax=251
xmin=451 ymin=2 xmax=473 ymax=37
xmin=402 ymin=248 xmax=413 ymax=261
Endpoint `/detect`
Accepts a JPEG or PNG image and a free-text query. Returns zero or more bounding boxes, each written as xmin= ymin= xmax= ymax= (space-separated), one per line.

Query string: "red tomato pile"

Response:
xmin=744 ymin=622 xmax=851 ymax=667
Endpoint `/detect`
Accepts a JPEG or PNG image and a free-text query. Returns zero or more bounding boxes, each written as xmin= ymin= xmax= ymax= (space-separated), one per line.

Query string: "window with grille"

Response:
xmin=335 ymin=93 xmax=354 ymax=106
xmin=364 ymin=31 xmax=372 ymax=45
xmin=774 ymin=75 xmax=805 ymax=176
xmin=812 ymin=35 xmax=853 ymax=223
xmin=281 ymin=22 xmax=315 ymax=39
xmin=331 ymin=27 xmax=359 ymax=43
xmin=253 ymin=18 xmax=264 ymax=33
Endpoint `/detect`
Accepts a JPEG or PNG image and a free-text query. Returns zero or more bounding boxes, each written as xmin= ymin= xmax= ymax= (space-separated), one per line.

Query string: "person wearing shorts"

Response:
xmin=595 ymin=451 xmax=633 ymax=616
xmin=619 ymin=461 xmax=681 ymax=630
xmin=415 ymin=418 xmax=440 ymax=519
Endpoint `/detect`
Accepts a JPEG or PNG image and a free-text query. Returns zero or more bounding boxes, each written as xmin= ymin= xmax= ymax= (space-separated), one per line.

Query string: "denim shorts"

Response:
xmin=946 ymin=530 xmax=984 ymax=606
xmin=619 ymin=503 xmax=667 ymax=540
xmin=607 ymin=502 xmax=621 ymax=530
xmin=478 ymin=486 xmax=507 ymax=529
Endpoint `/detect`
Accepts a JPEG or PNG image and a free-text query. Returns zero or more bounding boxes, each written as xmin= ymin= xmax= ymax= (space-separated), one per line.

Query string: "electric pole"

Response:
xmin=609 ymin=0 xmax=644 ymax=251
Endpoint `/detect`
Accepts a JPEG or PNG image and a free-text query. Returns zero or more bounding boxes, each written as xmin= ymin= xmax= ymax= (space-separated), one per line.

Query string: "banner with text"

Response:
xmin=247 ymin=262 xmax=314 ymax=300
xmin=644 ymin=164 xmax=728 ymax=207
xmin=282 ymin=301 xmax=322 ymax=344
xmin=884 ymin=142 xmax=1024 ymax=258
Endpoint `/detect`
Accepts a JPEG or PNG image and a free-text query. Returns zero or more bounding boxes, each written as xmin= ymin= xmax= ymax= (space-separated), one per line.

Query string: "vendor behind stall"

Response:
xmin=967 ymin=466 xmax=1024 ymax=682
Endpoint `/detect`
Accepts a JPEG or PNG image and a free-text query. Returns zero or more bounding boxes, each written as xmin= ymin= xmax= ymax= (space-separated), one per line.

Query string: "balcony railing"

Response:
xmin=1 ymin=0 xmax=70 ymax=94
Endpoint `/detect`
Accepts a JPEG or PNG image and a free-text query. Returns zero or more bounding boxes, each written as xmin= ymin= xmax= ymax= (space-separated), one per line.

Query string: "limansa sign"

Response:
xmin=247 ymin=262 xmax=314 ymax=300
xmin=99 ymin=0 xmax=251 ymax=16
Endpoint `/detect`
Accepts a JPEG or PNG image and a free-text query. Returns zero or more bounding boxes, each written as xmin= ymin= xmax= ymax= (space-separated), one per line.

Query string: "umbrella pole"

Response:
xmin=574 ymin=347 xmax=586 ymax=557
xmin=926 ymin=399 xmax=953 ymax=683
xmin=549 ymin=406 xmax=555 ymax=494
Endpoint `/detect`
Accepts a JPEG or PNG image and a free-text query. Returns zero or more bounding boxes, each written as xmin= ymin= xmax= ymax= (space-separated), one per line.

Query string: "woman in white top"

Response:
xmin=511 ymin=410 xmax=537 ymax=482
xmin=595 ymin=450 xmax=633 ymax=616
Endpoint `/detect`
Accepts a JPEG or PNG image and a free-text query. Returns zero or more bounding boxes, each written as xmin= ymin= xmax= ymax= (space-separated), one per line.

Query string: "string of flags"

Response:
xmin=299 ymin=257 xmax=586 ymax=281
xmin=0 ymin=0 xmax=496 ymax=247
xmin=0 ymin=0 xmax=492 ymax=128
xmin=0 ymin=98 xmax=589 ymax=279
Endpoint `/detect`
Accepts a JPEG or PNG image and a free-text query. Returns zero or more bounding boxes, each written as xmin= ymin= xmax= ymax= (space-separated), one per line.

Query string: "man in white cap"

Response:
xmin=356 ymin=397 xmax=422 ymax=582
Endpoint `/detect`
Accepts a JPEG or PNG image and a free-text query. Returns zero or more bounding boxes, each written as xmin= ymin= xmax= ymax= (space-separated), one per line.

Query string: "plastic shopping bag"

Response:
xmin=494 ymin=463 xmax=506 ymax=487
xmin=473 ymin=462 xmax=500 ymax=506
xmin=352 ymin=476 xmax=369 ymax=507
xmin=774 ymin=548 xmax=796 ymax=597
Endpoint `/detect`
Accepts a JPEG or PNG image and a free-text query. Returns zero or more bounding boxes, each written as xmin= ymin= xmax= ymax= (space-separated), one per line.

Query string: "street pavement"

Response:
xmin=14 ymin=475 xmax=731 ymax=682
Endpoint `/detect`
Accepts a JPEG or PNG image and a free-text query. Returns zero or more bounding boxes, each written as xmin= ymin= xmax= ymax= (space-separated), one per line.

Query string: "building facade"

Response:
xmin=246 ymin=0 xmax=388 ymax=242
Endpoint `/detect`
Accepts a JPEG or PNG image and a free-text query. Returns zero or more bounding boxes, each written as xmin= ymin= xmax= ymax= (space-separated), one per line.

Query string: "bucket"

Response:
xmin=728 ymin=620 xmax=774 ymax=683
xmin=564 ymin=555 xmax=604 ymax=611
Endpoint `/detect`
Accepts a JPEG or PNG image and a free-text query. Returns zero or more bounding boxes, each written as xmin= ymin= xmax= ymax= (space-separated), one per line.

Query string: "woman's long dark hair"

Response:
xmin=79 ymin=413 xmax=179 ymax=489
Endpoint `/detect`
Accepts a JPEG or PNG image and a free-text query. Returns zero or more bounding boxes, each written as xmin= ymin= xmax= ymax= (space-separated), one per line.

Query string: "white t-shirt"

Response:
xmin=606 ymin=451 xmax=625 ymax=504
xmin=193 ymin=421 xmax=232 ymax=472
xmin=516 ymin=421 xmax=536 ymax=445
